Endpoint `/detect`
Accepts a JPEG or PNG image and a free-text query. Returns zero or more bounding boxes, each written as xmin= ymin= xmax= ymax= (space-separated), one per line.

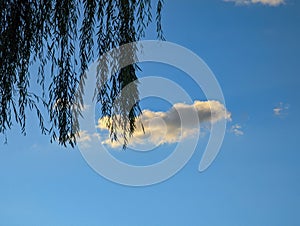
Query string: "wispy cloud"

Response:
xmin=97 ymin=100 xmax=231 ymax=149
xmin=77 ymin=131 xmax=100 ymax=148
xmin=230 ymin=124 xmax=244 ymax=136
xmin=223 ymin=0 xmax=285 ymax=6
xmin=273 ymin=102 xmax=289 ymax=117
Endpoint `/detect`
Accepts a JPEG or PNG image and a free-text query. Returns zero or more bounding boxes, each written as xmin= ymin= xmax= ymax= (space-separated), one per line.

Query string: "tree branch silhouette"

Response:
xmin=0 ymin=0 xmax=164 ymax=147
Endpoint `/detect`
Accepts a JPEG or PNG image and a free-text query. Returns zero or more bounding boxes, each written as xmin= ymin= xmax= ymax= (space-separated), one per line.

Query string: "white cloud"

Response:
xmin=77 ymin=130 xmax=92 ymax=142
xmin=273 ymin=102 xmax=289 ymax=117
xmin=77 ymin=131 xmax=100 ymax=148
xmin=97 ymin=100 xmax=231 ymax=149
xmin=223 ymin=0 xmax=285 ymax=6
xmin=273 ymin=107 xmax=281 ymax=115
xmin=230 ymin=124 xmax=244 ymax=136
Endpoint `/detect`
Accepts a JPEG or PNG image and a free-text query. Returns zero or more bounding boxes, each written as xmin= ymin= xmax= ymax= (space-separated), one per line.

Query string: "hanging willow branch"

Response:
xmin=0 ymin=0 xmax=164 ymax=147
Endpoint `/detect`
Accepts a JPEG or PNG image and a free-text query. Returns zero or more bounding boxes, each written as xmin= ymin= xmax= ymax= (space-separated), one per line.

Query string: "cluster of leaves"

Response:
xmin=0 ymin=0 xmax=164 ymax=147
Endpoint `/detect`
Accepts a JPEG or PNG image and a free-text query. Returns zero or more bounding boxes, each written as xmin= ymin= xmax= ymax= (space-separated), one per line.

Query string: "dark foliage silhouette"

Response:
xmin=0 ymin=0 xmax=164 ymax=147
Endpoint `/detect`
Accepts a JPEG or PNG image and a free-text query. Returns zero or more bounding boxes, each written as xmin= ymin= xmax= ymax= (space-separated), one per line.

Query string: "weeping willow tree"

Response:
xmin=0 ymin=0 xmax=164 ymax=147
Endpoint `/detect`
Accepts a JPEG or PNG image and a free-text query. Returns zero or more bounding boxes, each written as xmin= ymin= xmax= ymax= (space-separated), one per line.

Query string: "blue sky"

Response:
xmin=1 ymin=0 xmax=300 ymax=225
